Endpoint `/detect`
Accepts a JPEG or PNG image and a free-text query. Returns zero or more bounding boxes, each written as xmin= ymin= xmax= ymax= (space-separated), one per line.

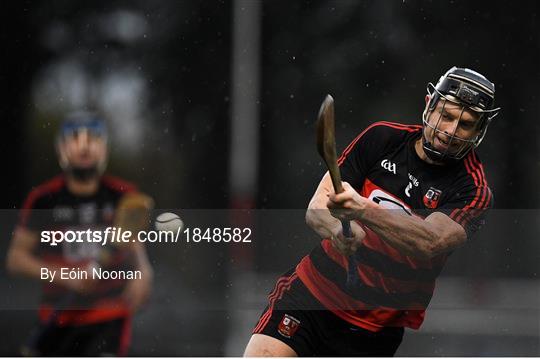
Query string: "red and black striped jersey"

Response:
xmin=297 ymin=121 xmax=493 ymax=332
xmin=17 ymin=174 xmax=138 ymax=326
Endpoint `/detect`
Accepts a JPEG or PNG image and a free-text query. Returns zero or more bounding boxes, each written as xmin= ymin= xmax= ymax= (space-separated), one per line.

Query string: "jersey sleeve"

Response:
xmin=338 ymin=122 xmax=407 ymax=189
xmin=438 ymin=182 xmax=493 ymax=240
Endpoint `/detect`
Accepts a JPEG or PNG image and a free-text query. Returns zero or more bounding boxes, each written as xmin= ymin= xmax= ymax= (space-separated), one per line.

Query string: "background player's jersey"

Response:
xmin=17 ymin=174 xmax=137 ymax=326
xmin=297 ymin=121 xmax=493 ymax=331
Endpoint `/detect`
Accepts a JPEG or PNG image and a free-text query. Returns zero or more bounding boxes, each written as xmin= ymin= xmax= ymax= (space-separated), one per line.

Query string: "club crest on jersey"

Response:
xmin=423 ymin=187 xmax=442 ymax=209
xmin=277 ymin=314 xmax=300 ymax=338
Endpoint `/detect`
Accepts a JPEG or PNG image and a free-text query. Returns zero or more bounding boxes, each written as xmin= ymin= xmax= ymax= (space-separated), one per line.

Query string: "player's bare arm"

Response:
xmin=114 ymin=192 xmax=155 ymax=311
xmin=7 ymin=227 xmax=50 ymax=278
xmin=306 ymin=172 xmax=366 ymax=255
xmin=122 ymin=241 xmax=153 ymax=311
xmin=7 ymin=227 xmax=95 ymax=293
xmin=244 ymin=333 xmax=298 ymax=357
xmin=327 ymin=182 xmax=466 ymax=259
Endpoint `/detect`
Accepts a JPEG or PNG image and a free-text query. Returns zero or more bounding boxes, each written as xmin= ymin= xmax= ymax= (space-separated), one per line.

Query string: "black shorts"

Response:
xmin=25 ymin=316 xmax=131 ymax=356
xmin=253 ymin=270 xmax=404 ymax=357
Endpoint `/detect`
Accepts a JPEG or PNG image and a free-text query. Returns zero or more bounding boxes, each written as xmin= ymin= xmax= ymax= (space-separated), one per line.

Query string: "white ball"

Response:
xmin=155 ymin=212 xmax=184 ymax=232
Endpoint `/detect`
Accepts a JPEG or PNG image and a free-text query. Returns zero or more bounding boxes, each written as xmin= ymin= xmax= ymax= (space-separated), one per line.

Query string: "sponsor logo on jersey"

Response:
xmin=381 ymin=159 xmax=397 ymax=174
xmin=79 ymin=203 xmax=97 ymax=224
xmin=277 ymin=314 xmax=301 ymax=338
xmin=405 ymin=173 xmax=420 ymax=197
xmin=368 ymin=189 xmax=412 ymax=216
xmin=423 ymin=187 xmax=442 ymax=209
xmin=405 ymin=182 xmax=413 ymax=197
xmin=408 ymin=173 xmax=419 ymax=186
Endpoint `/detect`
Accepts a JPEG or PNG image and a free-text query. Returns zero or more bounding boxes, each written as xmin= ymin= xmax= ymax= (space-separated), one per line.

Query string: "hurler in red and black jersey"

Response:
xmin=7 ymin=112 xmax=153 ymax=356
xmin=245 ymin=67 xmax=500 ymax=357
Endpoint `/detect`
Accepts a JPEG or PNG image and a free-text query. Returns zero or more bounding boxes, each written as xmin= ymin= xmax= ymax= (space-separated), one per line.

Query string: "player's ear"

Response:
xmin=55 ymin=139 xmax=68 ymax=170
xmin=423 ymin=95 xmax=432 ymax=113
xmin=54 ymin=138 xmax=61 ymax=156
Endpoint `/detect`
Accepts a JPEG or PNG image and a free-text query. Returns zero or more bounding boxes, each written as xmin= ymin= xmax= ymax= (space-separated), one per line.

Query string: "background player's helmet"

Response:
xmin=422 ymin=66 xmax=500 ymax=162
xmin=56 ymin=111 xmax=108 ymax=180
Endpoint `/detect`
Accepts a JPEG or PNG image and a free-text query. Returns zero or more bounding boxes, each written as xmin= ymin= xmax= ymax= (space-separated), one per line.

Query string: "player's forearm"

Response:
xmin=358 ymin=203 xmax=441 ymax=259
xmin=6 ymin=248 xmax=59 ymax=279
xmin=131 ymin=242 xmax=153 ymax=277
xmin=306 ymin=194 xmax=343 ymax=239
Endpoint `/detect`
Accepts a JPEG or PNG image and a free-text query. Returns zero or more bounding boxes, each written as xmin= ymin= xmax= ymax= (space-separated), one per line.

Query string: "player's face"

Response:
xmin=424 ymin=98 xmax=481 ymax=155
xmin=57 ymin=127 xmax=107 ymax=170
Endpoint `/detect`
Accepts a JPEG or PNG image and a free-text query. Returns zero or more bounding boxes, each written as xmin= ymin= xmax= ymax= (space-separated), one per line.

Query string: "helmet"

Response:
xmin=57 ymin=111 xmax=108 ymax=141
xmin=422 ymin=66 xmax=500 ymax=162
xmin=56 ymin=111 xmax=108 ymax=180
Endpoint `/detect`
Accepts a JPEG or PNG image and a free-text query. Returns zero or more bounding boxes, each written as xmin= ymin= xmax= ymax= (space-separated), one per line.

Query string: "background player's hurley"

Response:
xmin=315 ymin=94 xmax=358 ymax=288
xmin=114 ymin=192 xmax=155 ymax=237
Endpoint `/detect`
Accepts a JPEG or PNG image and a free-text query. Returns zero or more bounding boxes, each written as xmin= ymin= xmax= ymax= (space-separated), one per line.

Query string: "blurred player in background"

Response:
xmin=6 ymin=112 xmax=153 ymax=356
xmin=245 ymin=67 xmax=499 ymax=356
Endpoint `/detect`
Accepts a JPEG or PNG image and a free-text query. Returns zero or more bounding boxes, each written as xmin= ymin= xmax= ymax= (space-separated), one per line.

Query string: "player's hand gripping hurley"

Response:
xmin=316 ymin=94 xmax=359 ymax=289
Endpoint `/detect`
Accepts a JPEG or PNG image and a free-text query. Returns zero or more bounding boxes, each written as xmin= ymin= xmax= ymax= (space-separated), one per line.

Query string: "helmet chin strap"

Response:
xmin=67 ymin=166 xmax=101 ymax=181
xmin=421 ymin=134 xmax=461 ymax=164
xmin=59 ymin=154 xmax=107 ymax=182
